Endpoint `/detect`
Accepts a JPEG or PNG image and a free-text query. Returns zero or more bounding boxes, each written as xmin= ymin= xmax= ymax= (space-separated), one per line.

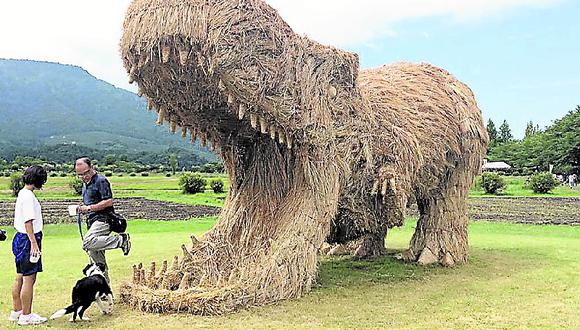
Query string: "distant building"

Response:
xmin=482 ymin=159 xmax=511 ymax=172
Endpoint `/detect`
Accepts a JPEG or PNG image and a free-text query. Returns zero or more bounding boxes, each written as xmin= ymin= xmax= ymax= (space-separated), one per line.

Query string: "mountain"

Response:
xmin=0 ymin=59 xmax=218 ymax=165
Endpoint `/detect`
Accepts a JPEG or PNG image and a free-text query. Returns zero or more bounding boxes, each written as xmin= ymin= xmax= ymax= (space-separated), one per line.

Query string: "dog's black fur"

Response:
xmin=0 ymin=229 xmax=6 ymax=241
xmin=50 ymin=263 xmax=113 ymax=322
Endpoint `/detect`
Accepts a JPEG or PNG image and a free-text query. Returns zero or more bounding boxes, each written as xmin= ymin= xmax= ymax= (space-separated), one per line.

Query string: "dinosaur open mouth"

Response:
xmin=126 ymin=43 xmax=296 ymax=153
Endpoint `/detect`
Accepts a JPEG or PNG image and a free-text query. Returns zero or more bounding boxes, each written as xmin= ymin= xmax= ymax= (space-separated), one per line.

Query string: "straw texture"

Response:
xmin=119 ymin=0 xmax=488 ymax=314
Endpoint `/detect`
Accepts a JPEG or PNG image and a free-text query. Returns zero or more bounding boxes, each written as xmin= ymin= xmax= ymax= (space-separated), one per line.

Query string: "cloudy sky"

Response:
xmin=1 ymin=0 xmax=578 ymax=137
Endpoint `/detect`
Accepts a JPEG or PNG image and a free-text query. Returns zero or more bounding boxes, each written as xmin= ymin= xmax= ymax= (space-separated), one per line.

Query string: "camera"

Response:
xmin=0 ymin=229 xmax=6 ymax=241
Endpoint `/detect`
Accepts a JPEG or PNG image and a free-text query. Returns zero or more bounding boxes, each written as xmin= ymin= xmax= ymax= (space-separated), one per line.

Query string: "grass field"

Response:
xmin=0 ymin=218 xmax=578 ymax=329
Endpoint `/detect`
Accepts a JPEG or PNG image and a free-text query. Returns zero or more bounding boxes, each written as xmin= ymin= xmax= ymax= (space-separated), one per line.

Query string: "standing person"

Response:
xmin=9 ymin=165 xmax=48 ymax=325
xmin=569 ymin=174 xmax=576 ymax=189
xmin=75 ymin=157 xmax=131 ymax=284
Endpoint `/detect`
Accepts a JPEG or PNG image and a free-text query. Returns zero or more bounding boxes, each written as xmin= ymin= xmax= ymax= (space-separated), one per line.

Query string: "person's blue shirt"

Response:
xmin=82 ymin=173 xmax=114 ymax=222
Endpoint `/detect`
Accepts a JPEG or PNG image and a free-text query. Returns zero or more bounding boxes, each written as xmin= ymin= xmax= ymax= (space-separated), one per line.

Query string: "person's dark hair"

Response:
xmin=76 ymin=157 xmax=92 ymax=168
xmin=22 ymin=165 xmax=48 ymax=189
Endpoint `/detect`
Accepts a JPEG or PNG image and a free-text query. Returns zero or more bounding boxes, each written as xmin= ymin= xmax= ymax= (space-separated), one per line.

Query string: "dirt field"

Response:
xmin=407 ymin=197 xmax=579 ymax=226
xmin=1 ymin=197 xmax=577 ymax=226
xmin=0 ymin=197 xmax=220 ymax=226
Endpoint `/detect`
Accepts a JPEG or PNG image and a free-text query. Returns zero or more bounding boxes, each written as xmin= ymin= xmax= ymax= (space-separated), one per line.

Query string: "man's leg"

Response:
xmin=83 ymin=221 xmax=121 ymax=284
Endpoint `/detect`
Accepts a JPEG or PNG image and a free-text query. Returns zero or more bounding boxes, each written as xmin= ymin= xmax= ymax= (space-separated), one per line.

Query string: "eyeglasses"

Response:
xmin=76 ymin=169 xmax=91 ymax=178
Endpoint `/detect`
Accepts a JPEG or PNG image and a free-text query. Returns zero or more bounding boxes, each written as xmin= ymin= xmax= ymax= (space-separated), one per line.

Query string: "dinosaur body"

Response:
xmin=119 ymin=0 xmax=488 ymax=314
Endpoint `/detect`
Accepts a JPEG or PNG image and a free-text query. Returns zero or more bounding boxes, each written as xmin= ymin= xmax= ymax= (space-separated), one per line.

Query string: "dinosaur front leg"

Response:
xmin=120 ymin=148 xmax=342 ymax=314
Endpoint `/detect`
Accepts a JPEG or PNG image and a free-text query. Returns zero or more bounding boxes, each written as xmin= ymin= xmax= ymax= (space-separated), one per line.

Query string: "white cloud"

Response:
xmin=267 ymin=0 xmax=561 ymax=45
xmin=0 ymin=0 xmax=561 ymax=92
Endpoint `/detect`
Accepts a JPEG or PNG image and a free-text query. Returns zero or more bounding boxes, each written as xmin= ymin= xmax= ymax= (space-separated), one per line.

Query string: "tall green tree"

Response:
xmin=486 ymin=119 xmax=498 ymax=147
xmin=169 ymin=153 xmax=178 ymax=174
xmin=498 ymin=120 xmax=513 ymax=144
xmin=524 ymin=121 xmax=541 ymax=139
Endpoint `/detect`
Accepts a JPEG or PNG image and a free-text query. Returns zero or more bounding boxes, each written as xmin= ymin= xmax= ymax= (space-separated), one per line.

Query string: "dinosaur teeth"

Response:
xmin=259 ymin=117 xmax=268 ymax=134
xmin=132 ymin=265 xmax=139 ymax=284
xmin=278 ymin=130 xmax=285 ymax=145
xmin=238 ymin=104 xmax=246 ymax=120
xmin=250 ymin=113 xmax=258 ymax=129
xmin=200 ymin=133 xmax=207 ymax=147
xmin=156 ymin=108 xmax=166 ymax=126
xmin=137 ymin=85 xmax=144 ymax=97
xmin=170 ymin=255 xmax=179 ymax=270
xmin=181 ymin=126 xmax=188 ymax=138
xmin=381 ymin=179 xmax=388 ymax=196
xmin=160 ymin=260 xmax=168 ymax=275
xmin=178 ymin=47 xmax=189 ymax=66
xmin=128 ymin=65 xmax=137 ymax=84
xmin=147 ymin=98 xmax=154 ymax=111
xmin=269 ymin=125 xmax=276 ymax=140
xmin=227 ymin=94 xmax=235 ymax=105
xmin=178 ymin=272 xmax=191 ymax=290
xmin=190 ymin=128 xmax=197 ymax=144
xmin=286 ymin=134 xmax=293 ymax=149
xmin=161 ymin=46 xmax=171 ymax=63
xmin=169 ymin=121 xmax=177 ymax=134
xmin=371 ymin=179 xmax=379 ymax=195
xmin=191 ymin=235 xmax=200 ymax=249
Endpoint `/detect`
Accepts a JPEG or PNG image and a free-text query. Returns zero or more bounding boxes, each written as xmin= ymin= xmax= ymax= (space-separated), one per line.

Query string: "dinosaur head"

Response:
xmin=121 ymin=0 xmax=362 ymax=153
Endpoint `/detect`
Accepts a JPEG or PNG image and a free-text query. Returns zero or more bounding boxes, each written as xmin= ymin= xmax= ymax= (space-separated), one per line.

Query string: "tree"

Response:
xmin=524 ymin=121 xmax=540 ymax=139
xmin=498 ymin=120 xmax=513 ymax=144
xmin=169 ymin=153 xmax=178 ymax=175
xmin=486 ymin=119 xmax=498 ymax=147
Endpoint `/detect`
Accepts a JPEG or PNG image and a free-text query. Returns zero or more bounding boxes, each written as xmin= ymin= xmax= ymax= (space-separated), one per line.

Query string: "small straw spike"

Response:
xmin=148 ymin=262 xmax=157 ymax=282
xmin=238 ymin=104 xmax=246 ymax=119
xmin=200 ymin=133 xmax=207 ymax=147
xmin=181 ymin=244 xmax=193 ymax=262
xmin=137 ymin=86 xmax=144 ymax=97
xmin=191 ymin=235 xmax=200 ymax=249
xmin=269 ymin=125 xmax=276 ymax=140
xmin=160 ymin=260 xmax=168 ymax=275
xmin=286 ymin=134 xmax=293 ymax=149
xmin=227 ymin=94 xmax=235 ymax=105
xmin=132 ymin=265 xmax=138 ymax=284
xmin=328 ymin=85 xmax=337 ymax=98
xmin=216 ymin=273 xmax=225 ymax=286
xmin=218 ymin=79 xmax=226 ymax=91
xmin=278 ymin=130 xmax=285 ymax=145
xmin=179 ymin=272 xmax=191 ymax=290
xmin=139 ymin=268 xmax=146 ymax=285
xmin=181 ymin=126 xmax=188 ymax=138
xmin=171 ymin=255 xmax=179 ymax=270
xmin=178 ymin=47 xmax=189 ymax=65
xmin=190 ymin=128 xmax=197 ymax=144
xmin=259 ymin=117 xmax=268 ymax=134
xmin=228 ymin=269 xmax=237 ymax=283
xmin=147 ymin=98 xmax=154 ymax=111
xmin=161 ymin=46 xmax=171 ymax=63
xmin=170 ymin=121 xmax=177 ymax=134
xmin=198 ymin=273 xmax=208 ymax=287
xmin=156 ymin=108 xmax=166 ymax=126
xmin=250 ymin=113 xmax=258 ymax=128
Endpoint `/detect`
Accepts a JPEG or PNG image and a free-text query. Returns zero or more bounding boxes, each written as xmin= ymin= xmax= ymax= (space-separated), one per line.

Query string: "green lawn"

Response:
xmin=1 ymin=174 xmax=578 ymax=203
xmin=0 ymin=218 xmax=578 ymax=329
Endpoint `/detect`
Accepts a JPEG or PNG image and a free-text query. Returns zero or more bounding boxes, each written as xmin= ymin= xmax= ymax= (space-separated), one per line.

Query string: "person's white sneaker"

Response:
xmin=17 ymin=313 xmax=47 ymax=326
xmin=8 ymin=310 xmax=22 ymax=321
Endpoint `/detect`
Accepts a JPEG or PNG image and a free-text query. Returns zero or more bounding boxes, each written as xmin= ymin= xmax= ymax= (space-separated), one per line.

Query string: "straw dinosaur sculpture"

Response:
xmin=119 ymin=0 xmax=488 ymax=314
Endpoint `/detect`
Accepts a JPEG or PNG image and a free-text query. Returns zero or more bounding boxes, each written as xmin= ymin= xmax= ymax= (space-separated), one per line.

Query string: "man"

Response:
xmin=75 ymin=157 xmax=130 ymax=284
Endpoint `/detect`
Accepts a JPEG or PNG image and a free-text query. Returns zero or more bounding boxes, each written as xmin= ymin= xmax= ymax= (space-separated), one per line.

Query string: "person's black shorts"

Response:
xmin=12 ymin=232 xmax=43 ymax=276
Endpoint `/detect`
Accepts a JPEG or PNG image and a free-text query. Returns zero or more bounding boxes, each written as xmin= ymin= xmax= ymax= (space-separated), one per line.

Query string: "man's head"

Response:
xmin=23 ymin=165 xmax=48 ymax=189
xmin=75 ymin=157 xmax=95 ymax=183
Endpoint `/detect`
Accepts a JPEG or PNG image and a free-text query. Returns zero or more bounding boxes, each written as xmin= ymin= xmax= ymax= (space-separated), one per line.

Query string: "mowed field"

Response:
xmin=0 ymin=175 xmax=578 ymax=329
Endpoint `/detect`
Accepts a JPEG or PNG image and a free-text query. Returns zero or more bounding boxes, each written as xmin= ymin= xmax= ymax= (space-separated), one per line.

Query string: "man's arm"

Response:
xmin=79 ymin=198 xmax=113 ymax=213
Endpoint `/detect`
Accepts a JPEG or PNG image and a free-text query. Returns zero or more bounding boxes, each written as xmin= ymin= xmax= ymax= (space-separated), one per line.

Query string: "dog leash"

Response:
xmin=77 ymin=212 xmax=84 ymax=241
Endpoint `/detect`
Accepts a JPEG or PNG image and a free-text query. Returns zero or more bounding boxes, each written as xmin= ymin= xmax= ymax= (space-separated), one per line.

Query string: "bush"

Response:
xmin=165 ymin=173 xmax=172 ymax=177
xmin=179 ymin=173 xmax=206 ymax=194
xmin=69 ymin=177 xmax=83 ymax=196
xmin=210 ymin=179 xmax=225 ymax=193
xmin=529 ymin=172 xmax=558 ymax=194
xmin=60 ymin=172 xmax=68 ymax=177
xmin=50 ymin=172 xmax=58 ymax=177
xmin=141 ymin=172 xmax=149 ymax=177
xmin=129 ymin=172 xmax=137 ymax=177
xmin=480 ymin=172 xmax=506 ymax=195
xmin=103 ymin=171 xmax=113 ymax=177
xmin=117 ymin=173 xmax=124 ymax=177
xmin=9 ymin=173 xmax=24 ymax=197
xmin=3 ymin=172 xmax=10 ymax=177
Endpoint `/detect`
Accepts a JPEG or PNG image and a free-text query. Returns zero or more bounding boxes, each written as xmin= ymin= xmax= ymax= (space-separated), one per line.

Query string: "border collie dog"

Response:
xmin=50 ymin=263 xmax=113 ymax=322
